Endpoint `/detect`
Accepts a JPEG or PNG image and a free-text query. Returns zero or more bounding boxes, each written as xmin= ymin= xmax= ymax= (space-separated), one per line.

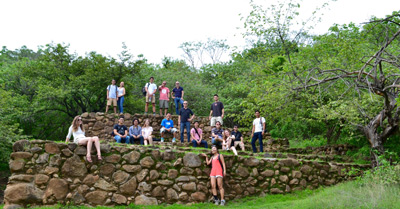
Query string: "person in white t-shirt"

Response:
xmin=141 ymin=119 xmax=154 ymax=145
xmin=65 ymin=116 xmax=102 ymax=163
xmin=145 ymin=76 xmax=157 ymax=115
xmin=251 ymin=110 xmax=266 ymax=153
xmin=106 ymin=79 xmax=118 ymax=114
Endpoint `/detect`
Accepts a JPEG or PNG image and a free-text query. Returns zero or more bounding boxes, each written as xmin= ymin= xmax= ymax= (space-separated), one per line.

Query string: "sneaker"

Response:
xmin=144 ymin=112 xmax=148 ymax=115
xmin=161 ymin=138 xmax=164 ymax=142
xmin=214 ymin=199 xmax=220 ymax=205
xmin=172 ymin=138 xmax=176 ymax=143
xmin=220 ymin=199 xmax=225 ymax=206
xmin=153 ymin=112 xmax=156 ymax=116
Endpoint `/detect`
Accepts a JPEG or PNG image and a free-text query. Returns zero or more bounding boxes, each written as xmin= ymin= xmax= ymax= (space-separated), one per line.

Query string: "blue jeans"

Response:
xmin=212 ymin=136 xmax=223 ymax=146
xmin=180 ymin=122 xmax=191 ymax=142
xmin=174 ymin=97 xmax=183 ymax=115
xmin=192 ymin=140 xmax=208 ymax=148
xmin=115 ymin=135 xmax=131 ymax=144
xmin=251 ymin=132 xmax=263 ymax=153
xmin=117 ymin=96 xmax=124 ymax=113
xmin=131 ymin=135 xmax=144 ymax=145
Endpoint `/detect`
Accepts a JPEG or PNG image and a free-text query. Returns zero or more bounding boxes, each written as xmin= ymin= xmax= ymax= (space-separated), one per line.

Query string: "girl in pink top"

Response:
xmin=201 ymin=146 xmax=226 ymax=206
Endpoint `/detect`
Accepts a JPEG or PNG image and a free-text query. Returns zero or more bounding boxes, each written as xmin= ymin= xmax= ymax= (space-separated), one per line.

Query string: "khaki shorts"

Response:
xmin=234 ymin=141 xmax=245 ymax=150
xmin=146 ymin=94 xmax=156 ymax=103
xmin=210 ymin=116 xmax=223 ymax=126
xmin=160 ymin=100 xmax=169 ymax=109
xmin=107 ymin=98 xmax=117 ymax=106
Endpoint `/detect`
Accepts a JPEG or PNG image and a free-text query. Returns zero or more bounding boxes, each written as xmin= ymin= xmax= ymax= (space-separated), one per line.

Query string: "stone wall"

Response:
xmin=81 ymin=112 xmax=281 ymax=144
xmin=4 ymin=140 xmax=370 ymax=208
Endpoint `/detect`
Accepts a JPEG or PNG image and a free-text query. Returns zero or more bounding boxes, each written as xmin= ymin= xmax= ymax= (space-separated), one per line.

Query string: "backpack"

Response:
xmin=142 ymin=83 xmax=148 ymax=96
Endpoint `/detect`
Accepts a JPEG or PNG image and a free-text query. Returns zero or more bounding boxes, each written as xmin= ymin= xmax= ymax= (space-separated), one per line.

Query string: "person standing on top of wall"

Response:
xmin=178 ymin=100 xmax=195 ymax=143
xmin=158 ymin=81 xmax=170 ymax=116
xmin=117 ymin=82 xmax=125 ymax=114
xmin=201 ymin=146 xmax=226 ymax=206
xmin=145 ymin=76 xmax=157 ymax=115
xmin=209 ymin=94 xmax=224 ymax=127
xmin=172 ymin=81 xmax=184 ymax=115
xmin=160 ymin=113 xmax=178 ymax=142
xmin=251 ymin=110 xmax=266 ymax=153
xmin=114 ymin=117 xmax=131 ymax=144
xmin=105 ymin=79 xmax=118 ymax=114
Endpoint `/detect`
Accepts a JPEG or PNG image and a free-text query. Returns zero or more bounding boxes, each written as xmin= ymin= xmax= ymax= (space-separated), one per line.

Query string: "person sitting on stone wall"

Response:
xmin=129 ymin=118 xmax=144 ymax=145
xmin=211 ymin=121 xmax=224 ymax=146
xmin=114 ymin=117 xmax=131 ymax=144
xmin=191 ymin=121 xmax=208 ymax=148
xmin=66 ymin=116 xmax=102 ymax=163
xmin=200 ymin=145 xmax=226 ymax=206
xmin=222 ymin=130 xmax=238 ymax=155
xmin=142 ymin=119 xmax=154 ymax=145
xmin=231 ymin=125 xmax=245 ymax=151
xmin=160 ymin=113 xmax=178 ymax=142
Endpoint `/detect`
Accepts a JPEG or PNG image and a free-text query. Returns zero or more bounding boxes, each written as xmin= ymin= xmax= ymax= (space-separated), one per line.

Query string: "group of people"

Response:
xmin=65 ymin=115 xmax=228 ymax=206
xmin=66 ymin=77 xmax=267 ymax=206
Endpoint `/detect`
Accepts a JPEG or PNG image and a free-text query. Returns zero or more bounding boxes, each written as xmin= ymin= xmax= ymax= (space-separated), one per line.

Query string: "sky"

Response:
xmin=1 ymin=0 xmax=399 ymax=64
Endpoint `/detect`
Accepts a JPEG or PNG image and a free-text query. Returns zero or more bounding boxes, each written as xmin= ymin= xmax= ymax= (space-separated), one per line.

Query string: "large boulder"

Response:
xmin=122 ymin=151 xmax=141 ymax=164
xmin=191 ymin=192 xmax=206 ymax=202
xmin=45 ymin=142 xmax=60 ymax=154
xmin=244 ymin=157 xmax=260 ymax=167
xmin=94 ymin=178 xmax=117 ymax=191
xmin=44 ymin=178 xmax=69 ymax=200
xmin=236 ymin=166 xmax=250 ymax=178
xmin=135 ymin=195 xmax=158 ymax=205
xmin=61 ymin=155 xmax=87 ymax=177
xmin=120 ymin=177 xmax=137 ymax=195
xmin=112 ymin=171 xmax=130 ymax=184
xmin=4 ymin=183 xmax=43 ymax=205
xmin=85 ymin=190 xmax=108 ymax=205
xmin=140 ymin=156 xmax=155 ymax=168
xmin=183 ymin=153 xmax=202 ymax=168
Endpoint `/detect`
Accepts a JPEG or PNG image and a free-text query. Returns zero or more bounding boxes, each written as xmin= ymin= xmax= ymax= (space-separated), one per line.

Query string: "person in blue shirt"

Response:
xmin=129 ymin=118 xmax=144 ymax=145
xmin=178 ymin=101 xmax=195 ymax=143
xmin=172 ymin=81 xmax=184 ymax=115
xmin=160 ymin=113 xmax=178 ymax=142
xmin=114 ymin=117 xmax=131 ymax=144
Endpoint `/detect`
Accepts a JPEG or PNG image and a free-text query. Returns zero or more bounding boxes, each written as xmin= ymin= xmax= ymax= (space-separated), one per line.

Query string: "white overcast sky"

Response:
xmin=1 ymin=0 xmax=399 ymax=64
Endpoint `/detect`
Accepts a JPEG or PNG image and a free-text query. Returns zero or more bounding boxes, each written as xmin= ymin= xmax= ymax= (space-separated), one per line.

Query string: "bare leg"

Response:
xmin=78 ymin=137 xmax=92 ymax=162
xmin=152 ymin=103 xmax=156 ymax=113
xmin=217 ymin=177 xmax=224 ymax=200
xmin=160 ymin=109 xmax=162 ymax=115
xmin=144 ymin=137 xmax=148 ymax=145
xmin=240 ymin=142 xmax=245 ymax=151
xmin=93 ymin=137 xmax=101 ymax=160
xmin=145 ymin=103 xmax=149 ymax=113
xmin=164 ymin=108 xmax=167 ymax=115
xmin=148 ymin=136 xmax=153 ymax=145
xmin=211 ymin=177 xmax=217 ymax=196
xmin=113 ymin=106 xmax=117 ymax=114
xmin=231 ymin=146 xmax=238 ymax=156
xmin=105 ymin=105 xmax=109 ymax=113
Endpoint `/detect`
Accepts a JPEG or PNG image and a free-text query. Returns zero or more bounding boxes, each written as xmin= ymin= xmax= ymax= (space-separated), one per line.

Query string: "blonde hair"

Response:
xmin=223 ymin=130 xmax=230 ymax=141
xmin=71 ymin=116 xmax=85 ymax=132
xmin=143 ymin=119 xmax=150 ymax=128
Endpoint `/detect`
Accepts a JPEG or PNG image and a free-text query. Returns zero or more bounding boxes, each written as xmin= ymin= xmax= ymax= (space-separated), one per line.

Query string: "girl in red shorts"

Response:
xmin=201 ymin=145 xmax=226 ymax=206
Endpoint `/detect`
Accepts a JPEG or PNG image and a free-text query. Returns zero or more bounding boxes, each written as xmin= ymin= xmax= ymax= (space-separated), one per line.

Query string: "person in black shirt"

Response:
xmin=114 ymin=117 xmax=131 ymax=144
xmin=209 ymin=94 xmax=224 ymax=127
xmin=231 ymin=125 xmax=245 ymax=151
xmin=178 ymin=101 xmax=195 ymax=143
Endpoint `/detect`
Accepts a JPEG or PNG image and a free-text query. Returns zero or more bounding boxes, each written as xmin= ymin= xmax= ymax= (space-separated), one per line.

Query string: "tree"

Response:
xmin=295 ymin=13 xmax=400 ymax=167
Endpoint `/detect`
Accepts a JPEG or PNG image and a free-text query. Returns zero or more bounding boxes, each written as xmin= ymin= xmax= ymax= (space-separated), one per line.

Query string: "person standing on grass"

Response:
xmin=191 ymin=121 xmax=208 ymax=148
xmin=105 ymin=79 xmax=118 ymax=114
xmin=142 ymin=119 xmax=154 ymax=145
xmin=160 ymin=113 xmax=178 ymax=142
xmin=145 ymin=76 xmax=157 ymax=115
xmin=117 ymin=82 xmax=126 ymax=114
xmin=129 ymin=118 xmax=144 ymax=145
xmin=223 ymin=130 xmax=238 ymax=156
xmin=231 ymin=125 xmax=245 ymax=151
xmin=66 ymin=116 xmax=102 ymax=163
xmin=114 ymin=117 xmax=131 ymax=144
xmin=178 ymin=101 xmax=195 ymax=143
xmin=158 ymin=81 xmax=170 ymax=116
xmin=201 ymin=146 xmax=226 ymax=206
xmin=172 ymin=81 xmax=184 ymax=115
xmin=209 ymin=94 xmax=224 ymax=127
xmin=251 ymin=110 xmax=266 ymax=153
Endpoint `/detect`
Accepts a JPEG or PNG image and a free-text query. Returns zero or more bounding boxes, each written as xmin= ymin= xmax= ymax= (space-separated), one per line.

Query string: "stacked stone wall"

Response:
xmin=4 ymin=140 xmax=370 ymax=208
